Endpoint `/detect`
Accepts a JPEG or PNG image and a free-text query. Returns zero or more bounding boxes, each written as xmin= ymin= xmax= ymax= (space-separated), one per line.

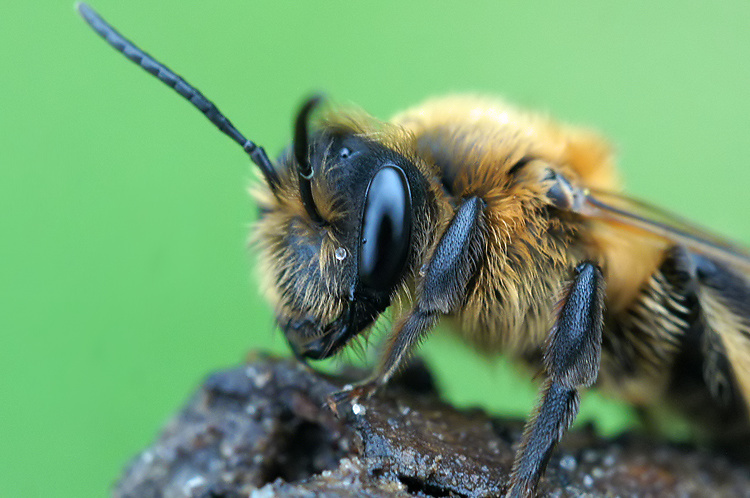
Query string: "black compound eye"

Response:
xmin=358 ymin=165 xmax=412 ymax=293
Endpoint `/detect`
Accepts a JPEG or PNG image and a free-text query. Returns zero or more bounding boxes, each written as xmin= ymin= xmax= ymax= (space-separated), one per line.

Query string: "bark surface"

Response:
xmin=114 ymin=354 xmax=749 ymax=497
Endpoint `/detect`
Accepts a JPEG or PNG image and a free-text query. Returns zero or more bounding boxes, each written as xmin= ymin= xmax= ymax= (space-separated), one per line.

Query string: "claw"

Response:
xmin=326 ymin=380 xmax=379 ymax=416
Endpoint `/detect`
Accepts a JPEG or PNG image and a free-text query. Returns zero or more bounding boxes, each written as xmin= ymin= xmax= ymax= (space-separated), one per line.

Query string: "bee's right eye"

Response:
xmin=358 ymin=165 xmax=412 ymax=293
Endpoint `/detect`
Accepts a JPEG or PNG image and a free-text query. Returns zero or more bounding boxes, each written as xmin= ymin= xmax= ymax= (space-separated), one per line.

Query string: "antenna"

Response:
xmin=293 ymin=95 xmax=326 ymax=225
xmin=76 ymin=3 xmax=280 ymax=191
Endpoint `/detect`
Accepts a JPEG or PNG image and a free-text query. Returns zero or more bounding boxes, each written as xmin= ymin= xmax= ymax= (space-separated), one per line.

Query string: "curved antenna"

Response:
xmin=293 ymin=96 xmax=326 ymax=225
xmin=76 ymin=3 xmax=280 ymax=191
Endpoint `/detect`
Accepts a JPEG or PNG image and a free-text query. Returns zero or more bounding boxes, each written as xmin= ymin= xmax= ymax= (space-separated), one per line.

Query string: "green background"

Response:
xmin=3 ymin=1 xmax=750 ymax=495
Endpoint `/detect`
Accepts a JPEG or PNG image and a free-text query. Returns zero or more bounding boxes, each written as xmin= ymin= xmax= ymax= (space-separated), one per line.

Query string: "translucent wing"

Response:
xmin=574 ymin=188 xmax=750 ymax=273
xmin=576 ymin=188 xmax=750 ymax=409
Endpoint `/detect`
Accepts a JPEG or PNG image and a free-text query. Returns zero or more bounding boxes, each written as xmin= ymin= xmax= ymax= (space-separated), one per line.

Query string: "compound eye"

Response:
xmin=358 ymin=165 xmax=412 ymax=292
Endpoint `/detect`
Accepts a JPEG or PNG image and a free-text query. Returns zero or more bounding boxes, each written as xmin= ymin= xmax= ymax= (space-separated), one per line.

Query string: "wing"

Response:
xmin=576 ymin=188 xmax=750 ymax=274
xmin=574 ymin=188 xmax=750 ymax=416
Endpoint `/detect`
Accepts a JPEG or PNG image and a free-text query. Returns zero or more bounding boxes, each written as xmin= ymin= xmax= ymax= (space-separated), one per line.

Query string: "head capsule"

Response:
xmin=74 ymin=5 xmax=436 ymax=362
xmin=254 ymin=100 xmax=433 ymax=360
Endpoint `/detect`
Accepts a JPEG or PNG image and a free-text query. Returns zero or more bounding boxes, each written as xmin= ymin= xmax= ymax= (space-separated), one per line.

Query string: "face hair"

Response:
xmin=76 ymin=2 xmax=281 ymax=191
xmin=293 ymin=95 xmax=326 ymax=225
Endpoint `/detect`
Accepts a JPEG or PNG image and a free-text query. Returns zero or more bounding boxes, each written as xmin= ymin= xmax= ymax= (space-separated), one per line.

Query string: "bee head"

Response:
xmin=254 ymin=98 xmax=434 ymax=360
xmin=74 ymin=6 xmax=439 ymax=362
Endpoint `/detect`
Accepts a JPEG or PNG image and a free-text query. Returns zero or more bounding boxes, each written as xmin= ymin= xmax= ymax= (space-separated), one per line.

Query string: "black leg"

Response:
xmin=328 ymin=197 xmax=485 ymax=407
xmin=507 ymin=262 xmax=604 ymax=497
xmin=689 ymin=252 xmax=750 ymax=424
xmin=692 ymin=253 xmax=750 ymax=320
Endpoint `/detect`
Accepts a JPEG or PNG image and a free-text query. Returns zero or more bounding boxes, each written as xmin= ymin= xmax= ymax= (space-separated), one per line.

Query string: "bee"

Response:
xmin=78 ymin=4 xmax=750 ymax=496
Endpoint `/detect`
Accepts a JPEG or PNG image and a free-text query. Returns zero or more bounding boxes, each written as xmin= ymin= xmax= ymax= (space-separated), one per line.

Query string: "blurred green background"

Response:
xmin=3 ymin=1 xmax=750 ymax=495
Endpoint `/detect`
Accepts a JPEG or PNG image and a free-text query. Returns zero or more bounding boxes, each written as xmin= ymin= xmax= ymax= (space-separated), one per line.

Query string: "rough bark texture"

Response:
xmin=114 ymin=353 xmax=750 ymax=497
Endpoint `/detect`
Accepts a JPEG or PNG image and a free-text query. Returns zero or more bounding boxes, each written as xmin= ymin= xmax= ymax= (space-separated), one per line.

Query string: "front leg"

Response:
xmin=329 ymin=196 xmax=486 ymax=408
xmin=508 ymin=262 xmax=604 ymax=498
